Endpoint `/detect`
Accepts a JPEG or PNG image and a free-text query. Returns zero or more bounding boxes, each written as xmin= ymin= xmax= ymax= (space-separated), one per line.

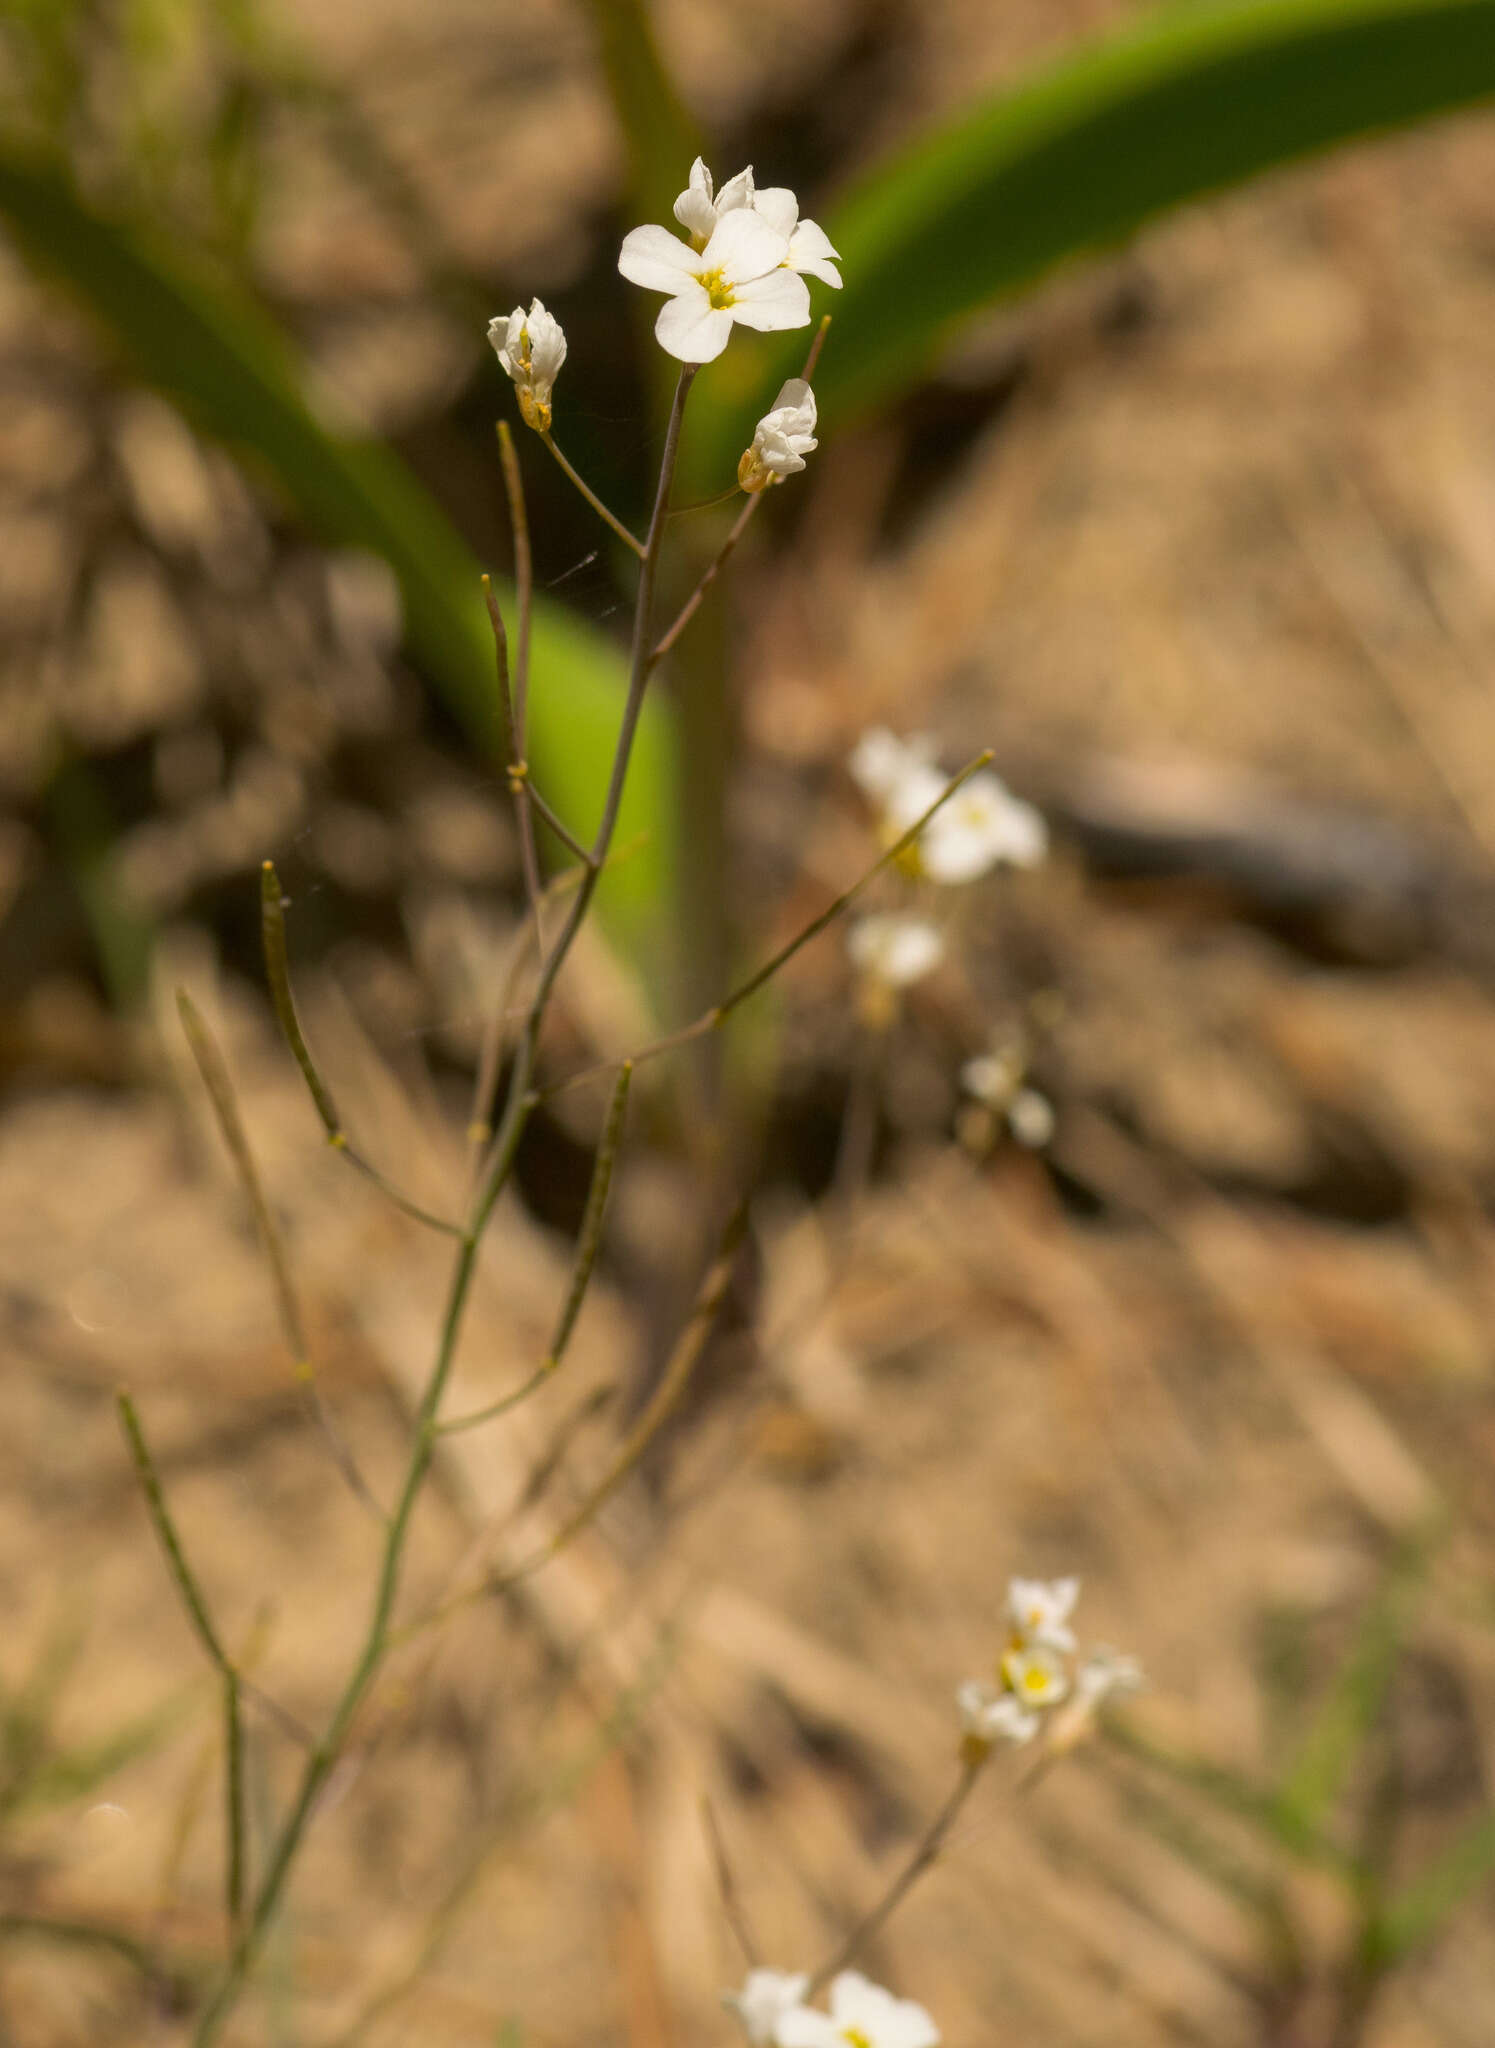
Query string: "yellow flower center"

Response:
xmin=840 ymin=2032 xmax=873 ymax=2048
xmin=696 ymin=266 xmax=737 ymax=310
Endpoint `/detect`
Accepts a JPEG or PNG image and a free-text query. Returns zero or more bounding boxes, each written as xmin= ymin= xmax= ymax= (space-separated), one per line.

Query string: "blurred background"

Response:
xmin=4 ymin=0 xmax=1495 ymax=2040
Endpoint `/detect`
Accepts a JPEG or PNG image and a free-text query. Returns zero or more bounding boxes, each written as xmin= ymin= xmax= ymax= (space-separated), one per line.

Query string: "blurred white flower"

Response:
xmin=488 ymin=299 xmax=566 ymax=433
xmin=1000 ymin=1642 xmax=1071 ymax=1709
xmin=619 ymin=208 xmax=809 ymax=363
xmin=957 ymin=1677 xmax=1040 ymax=1747
xmin=848 ymin=727 xmax=938 ymax=803
xmin=725 ymin=1969 xmax=811 ymax=2044
xmin=1007 ymin=1087 xmax=1055 ymax=1149
xmin=847 ymin=913 xmax=944 ymax=989
xmin=775 ymin=1971 xmax=939 ymax=2048
xmin=1076 ymin=1646 xmax=1144 ymax=1706
xmin=849 ymin=732 xmax=1045 ymax=884
xmin=673 ymin=157 xmax=842 ymax=287
xmin=1008 ymin=1576 xmax=1080 ymax=1654
xmin=909 ymin=770 xmax=1047 ymax=884
xmin=960 ymin=1048 xmax=1022 ymax=1111
xmin=740 ymin=379 xmax=818 ymax=492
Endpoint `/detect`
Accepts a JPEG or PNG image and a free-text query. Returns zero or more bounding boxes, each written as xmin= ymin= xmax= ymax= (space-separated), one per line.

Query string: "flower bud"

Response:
xmin=488 ymin=298 xmax=567 ymax=433
xmin=738 ymin=378 xmax=817 ymax=492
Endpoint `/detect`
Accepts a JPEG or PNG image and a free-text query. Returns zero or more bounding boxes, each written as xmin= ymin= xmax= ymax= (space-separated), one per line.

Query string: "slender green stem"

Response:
xmin=517 ymin=772 xmax=591 ymax=865
xmin=541 ymin=430 xmax=646 ymax=556
xmin=117 ymin=1393 xmax=247 ymax=1942
xmin=544 ymin=1060 xmax=632 ymax=1371
xmin=805 ymin=1754 xmax=985 ymax=1996
xmin=647 ymin=492 xmax=760 ymax=674
xmin=495 ymin=425 xmax=545 ymax=940
xmin=189 ymin=367 xmax=697 ymax=2046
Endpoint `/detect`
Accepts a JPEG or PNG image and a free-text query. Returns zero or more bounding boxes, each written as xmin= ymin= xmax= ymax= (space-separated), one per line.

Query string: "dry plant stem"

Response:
xmin=189 ymin=368 xmax=696 ymax=2047
xmin=540 ymin=753 xmax=995 ymax=1103
xmin=260 ymin=863 xmax=462 ymax=1238
xmin=805 ymin=1753 xmax=986 ymax=1997
xmin=116 ymin=1394 xmax=246 ymax=1939
xmin=175 ymin=988 xmax=385 ymax=1524
xmin=542 ymin=429 xmax=646 ymax=556
xmin=703 ymin=1795 xmax=760 ymax=1967
xmin=495 ymin=425 xmax=545 ymax=939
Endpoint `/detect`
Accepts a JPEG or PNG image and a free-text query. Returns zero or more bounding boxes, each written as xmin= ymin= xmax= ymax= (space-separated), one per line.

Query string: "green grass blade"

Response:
xmin=693 ymin=0 xmax=1495 ymax=468
xmin=0 ymin=145 xmax=675 ymax=953
xmin=1366 ymin=1807 xmax=1495 ymax=1965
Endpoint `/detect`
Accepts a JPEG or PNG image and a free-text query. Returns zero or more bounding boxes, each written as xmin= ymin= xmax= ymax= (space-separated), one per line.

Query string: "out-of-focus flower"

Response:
xmin=1008 ymin=1576 xmax=1080 ymax=1653
xmin=849 ymin=731 xmax=1046 ymax=884
xmin=725 ymin=1969 xmax=811 ymax=2044
xmin=673 ymin=157 xmax=842 ymax=287
xmin=739 ymin=379 xmax=818 ymax=491
xmin=847 ymin=913 xmax=944 ymax=989
xmin=1077 ymin=1646 xmax=1145 ymax=1706
xmin=1006 ymin=1087 xmax=1056 ymax=1149
xmin=957 ymin=1678 xmax=1040 ymax=1748
xmin=1000 ymin=1642 xmax=1070 ymax=1709
xmin=775 ymin=1971 xmax=939 ymax=2048
xmin=618 ymin=208 xmax=809 ymax=363
xmin=488 ymin=299 xmax=566 ymax=432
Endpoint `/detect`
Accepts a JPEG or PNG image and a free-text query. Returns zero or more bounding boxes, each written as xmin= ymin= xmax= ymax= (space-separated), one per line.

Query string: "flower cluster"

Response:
xmin=727 ymin=1969 xmax=937 ymax=2048
xmin=619 ymin=157 xmax=841 ymax=363
xmin=488 ymin=298 xmax=567 ymax=433
xmin=850 ymin=727 xmax=1047 ymax=885
xmin=960 ymin=1046 xmax=1055 ymax=1150
xmin=958 ymin=1577 xmax=1141 ymax=1753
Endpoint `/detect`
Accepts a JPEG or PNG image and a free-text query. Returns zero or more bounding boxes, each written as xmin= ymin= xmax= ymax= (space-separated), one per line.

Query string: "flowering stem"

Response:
xmin=647 ymin=492 xmax=760 ymax=674
xmin=804 ymin=1754 xmax=986 ymax=1997
xmin=495 ymin=426 xmax=545 ymax=943
xmin=541 ymin=430 xmax=646 ymax=557
xmin=188 ymin=367 xmax=697 ymax=2046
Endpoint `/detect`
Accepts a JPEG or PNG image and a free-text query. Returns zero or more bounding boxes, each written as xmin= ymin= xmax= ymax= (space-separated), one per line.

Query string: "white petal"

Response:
xmin=674 ymin=157 xmax=717 ymax=239
xmin=703 ymin=207 xmax=791 ymax=282
xmin=618 ymin=224 xmax=701 ymax=292
xmin=786 ymin=218 xmax=843 ymax=288
xmin=728 ymin=270 xmax=812 ymax=332
xmin=716 ymin=164 xmax=757 ymax=214
xmin=774 ymin=2011 xmax=840 ymax=2048
xmin=828 ymin=1973 xmax=940 ymax=2048
xmin=751 ymin=184 xmax=800 ymax=237
xmin=655 ymin=292 xmax=734 ymax=363
xmin=725 ymin=1969 xmax=811 ymax=2044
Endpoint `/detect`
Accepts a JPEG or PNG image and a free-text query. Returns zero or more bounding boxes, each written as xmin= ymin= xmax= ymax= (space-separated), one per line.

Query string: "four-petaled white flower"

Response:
xmin=957 ymin=1677 xmax=1040 ymax=1747
xmin=894 ymin=767 xmax=1047 ymax=884
xmin=488 ymin=298 xmax=566 ymax=433
xmin=847 ymin=912 xmax=944 ymax=989
xmin=1008 ymin=1575 xmax=1081 ymax=1654
xmin=725 ymin=1969 xmax=811 ymax=2044
xmin=673 ymin=157 xmax=842 ymax=287
xmin=776 ymin=1971 xmax=940 ymax=2048
xmin=618 ymin=208 xmax=810 ymax=364
xmin=740 ymin=379 xmax=818 ymax=492
xmin=1001 ymin=1642 xmax=1071 ymax=1709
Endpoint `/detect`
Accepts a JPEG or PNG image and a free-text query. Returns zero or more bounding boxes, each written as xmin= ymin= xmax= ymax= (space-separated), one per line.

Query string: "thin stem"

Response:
xmin=543 ymin=1060 xmax=631 ymax=1372
xmin=805 ymin=1754 xmax=985 ymax=1996
xmin=542 ymin=430 xmax=646 ymax=556
xmin=703 ymin=1796 xmax=760 ymax=1968
xmin=648 ymin=492 xmax=760 ymax=674
xmin=117 ymin=1393 xmax=246 ymax=1941
xmin=189 ymin=367 xmax=698 ymax=2046
xmin=176 ymin=989 xmax=386 ymax=1522
xmin=494 ymin=427 xmax=545 ymax=943
xmin=261 ymin=863 xmax=462 ymax=1237
xmin=519 ymin=773 xmax=591 ymax=865
xmin=540 ymin=752 xmax=995 ymax=1104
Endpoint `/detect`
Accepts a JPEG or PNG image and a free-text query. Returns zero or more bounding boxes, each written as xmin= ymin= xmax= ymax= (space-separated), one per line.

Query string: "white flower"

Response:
xmin=960 ymin=1048 xmax=1022 ymax=1111
xmin=848 ymin=727 xmax=937 ymax=803
xmin=1007 ymin=1087 xmax=1055 ymax=1149
xmin=618 ymin=208 xmax=809 ymax=364
xmin=488 ymin=298 xmax=566 ymax=432
xmin=1000 ymin=1642 xmax=1071 ymax=1709
xmin=776 ymin=1971 xmax=939 ymax=2048
xmin=847 ymin=913 xmax=943 ymax=989
xmin=1008 ymin=1576 xmax=1080 ymax=1654
xmin=957 ymin=1678 xmax=1039 ymax=1747
xmin=740 ymin=379 xmax=818 ymax=492
xmin=725 ymin=1969 xmax=811 ymax=2044
xmin=673 ymin=157 xmax=842 ymax=287
xmin=1076 ymin=1646 xmax=1144 ymax=1707
xmin=909 ymin=770 xmax=1047 ymax=884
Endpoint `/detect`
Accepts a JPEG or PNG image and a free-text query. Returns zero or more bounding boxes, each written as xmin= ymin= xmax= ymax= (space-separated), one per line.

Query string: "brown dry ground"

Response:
xmin=5 ymin=1 xmax=1495 ymax=2043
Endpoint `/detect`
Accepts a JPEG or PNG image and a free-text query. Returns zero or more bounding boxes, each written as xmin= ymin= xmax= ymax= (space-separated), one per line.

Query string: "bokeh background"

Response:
xmin=4 ymin=0 xmax=1495 ymax=2041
